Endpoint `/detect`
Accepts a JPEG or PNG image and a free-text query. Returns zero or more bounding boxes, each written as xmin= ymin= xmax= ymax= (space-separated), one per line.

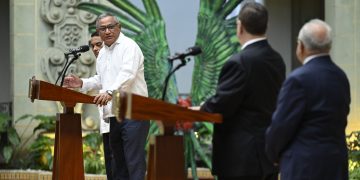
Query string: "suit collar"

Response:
xmin=241 ymin=37 xmax=267 ymax=50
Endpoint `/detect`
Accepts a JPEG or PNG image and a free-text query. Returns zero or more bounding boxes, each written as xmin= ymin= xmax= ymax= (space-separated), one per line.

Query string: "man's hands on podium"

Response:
xmin=63 ymin=74 xmax=110 ymax=107
xmin=189 ymin=106 xmax=200 ymax=111
xmin=63 ymin=74 xmax=83 ymax=88
xmin=94 ymin=92 xmax=112 ymax=107
xmin=188 ymin=101 xmax=204 ymax=111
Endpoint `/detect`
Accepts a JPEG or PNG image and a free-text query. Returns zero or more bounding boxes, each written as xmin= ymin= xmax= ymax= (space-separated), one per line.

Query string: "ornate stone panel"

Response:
xmin=40 ymin=0 xmax=99 ymax=130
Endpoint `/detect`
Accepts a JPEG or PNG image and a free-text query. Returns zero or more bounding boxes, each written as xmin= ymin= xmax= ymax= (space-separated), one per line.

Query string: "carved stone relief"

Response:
xmin=40 ymin=0 xmax=99 ymax=131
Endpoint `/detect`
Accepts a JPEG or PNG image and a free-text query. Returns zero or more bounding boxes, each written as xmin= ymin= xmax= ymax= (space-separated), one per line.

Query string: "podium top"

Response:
xmin=112 ymin=90 xmax=222 ymax=124
xmin=29 ymin=76 xmax=95 ymax=107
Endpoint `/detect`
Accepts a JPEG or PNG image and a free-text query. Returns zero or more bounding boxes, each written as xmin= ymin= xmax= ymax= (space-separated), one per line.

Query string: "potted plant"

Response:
xmin=0 ymin=112 xmax=20 ymax=168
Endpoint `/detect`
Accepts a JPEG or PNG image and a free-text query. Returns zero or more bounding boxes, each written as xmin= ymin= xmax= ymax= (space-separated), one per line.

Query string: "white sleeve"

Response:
xmin=81 ymin=74 xmax=102 ymax=91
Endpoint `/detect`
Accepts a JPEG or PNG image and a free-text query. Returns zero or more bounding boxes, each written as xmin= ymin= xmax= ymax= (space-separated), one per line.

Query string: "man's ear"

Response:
xmin=238 ymin=21 xmax=244 ymax=34
xmin=296 ymin=40 xmax=305 ymax=63
xmin=236 ymin=20 xmax=242 ymax=37
xmin=299 ymin=40 xmax=305 ymax=52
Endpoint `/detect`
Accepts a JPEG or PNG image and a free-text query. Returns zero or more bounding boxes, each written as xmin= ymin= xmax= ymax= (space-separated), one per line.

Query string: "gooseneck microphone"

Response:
xmin=55 ymin=45 xmax=90 ymax=86
xmin=162 ymin=46 xmax=202 ymax=101
xmin=168 ymin=46 xmax=202 ymax=61
xmin=64 ymin=45 xmax=90 ymax=56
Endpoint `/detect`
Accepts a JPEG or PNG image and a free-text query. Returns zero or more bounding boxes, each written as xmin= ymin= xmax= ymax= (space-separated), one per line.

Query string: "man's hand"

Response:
xmin=188 ymin=106 xmax=200 ymax=111
xmin=63 ymin=74 xmax=83 ymax=88
xmin=94 ymin=92 xmax=112 ymax=106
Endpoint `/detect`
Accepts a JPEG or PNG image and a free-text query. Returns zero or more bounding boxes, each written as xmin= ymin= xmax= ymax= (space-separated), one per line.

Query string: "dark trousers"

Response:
xmin=109 ymin=117 xmax=150 ymax=180
xmin=102 ymin=132 xmax=113 ymax=180
xmin=218 ymin=173 xmax=278 ymax=180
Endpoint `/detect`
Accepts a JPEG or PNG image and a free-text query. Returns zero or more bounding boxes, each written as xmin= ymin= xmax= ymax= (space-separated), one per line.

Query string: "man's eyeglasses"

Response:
xmin=97 ymin=23 xmax=119 ymax=32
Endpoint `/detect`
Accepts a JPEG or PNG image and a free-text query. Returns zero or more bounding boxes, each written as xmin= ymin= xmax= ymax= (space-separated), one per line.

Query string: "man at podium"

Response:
xmin=197 ymin=2 xmax=285 ymax=180
xmin=64 ymin=13 xmax=149 ymax=180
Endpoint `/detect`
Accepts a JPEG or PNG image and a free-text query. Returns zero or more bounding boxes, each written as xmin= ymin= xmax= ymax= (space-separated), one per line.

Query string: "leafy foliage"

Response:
xmin=0 ymin=113 xmax=55 ymax=168
xmin=347 ymin=131 xmax=360 ymax=179
xmin=16 ymin=114 xmax=56 ymax=170
xmin=177 ymin=97 xmax=213 ymax=178
xmin=83 ymin=132 xmax=105 ymax=174
xmin=191 ymin=0 xmax=243 ymax=105
xmin=187 ymin=0 xmax=243 ymax=176
xmin=0 ymin=113 xmax=20 ymax=165
xmin=28 ymin=135 xmax=54 ymax=170
xmin=14 ymin=114 xmax=105 ymax=174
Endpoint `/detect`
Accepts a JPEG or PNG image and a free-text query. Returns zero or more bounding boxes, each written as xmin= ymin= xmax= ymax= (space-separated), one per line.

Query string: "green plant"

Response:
xmin=193 ymin=122 xmax=214 ymax=168
xmin=83 ymin=132 xmax=105 ymax=174
xmin=182 ymin=122 xmax=214 ymax=180
xmin=15 ymin=114 xmax=56 ymax=170
xmin=28 ymin=135 xmax=54 ymax=170
xmin=14 ymin=114 xmax=108 ymax=174
xmin=0 ymin=112 xmax=20 ymax=166
xmin=17 ymin=114 xmax=107 ymax=174
xmin=347 ymin=131 xmax=360 ymax=179
xmin=350 ymin=166 xmax=360 ymax=180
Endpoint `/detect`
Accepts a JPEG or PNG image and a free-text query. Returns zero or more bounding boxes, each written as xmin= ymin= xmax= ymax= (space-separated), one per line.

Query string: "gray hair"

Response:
xmin=95 ymin=13 xmax=120 ymax=28
xmin=298 ymin=19 xmax=332 ymax=52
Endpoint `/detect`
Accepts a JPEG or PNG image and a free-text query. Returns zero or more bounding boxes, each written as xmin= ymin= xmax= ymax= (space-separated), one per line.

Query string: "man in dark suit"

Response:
xmin=265 ymin=19 xmax=350 ymax=180
xmin=199 ymin=2 xmax=286 ymax=180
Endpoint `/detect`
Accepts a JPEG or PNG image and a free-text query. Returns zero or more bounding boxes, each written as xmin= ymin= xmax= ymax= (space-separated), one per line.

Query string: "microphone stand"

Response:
xmin=161 ymin=57 xmax=188 ymax=101
xmin=55 ymin=53 xmax=81 ymax=86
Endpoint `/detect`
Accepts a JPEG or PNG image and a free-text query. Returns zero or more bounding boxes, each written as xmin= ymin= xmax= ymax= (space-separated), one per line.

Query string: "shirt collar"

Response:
xmin=241 ymin=37 xmax=267 ymax=50
xmin=303 ymin=53 xmax=329 ymax=65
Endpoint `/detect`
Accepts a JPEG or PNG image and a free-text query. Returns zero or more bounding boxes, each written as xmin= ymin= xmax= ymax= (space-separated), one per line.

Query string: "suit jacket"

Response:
xmin=265 ymin=55 xmax=350 ymax=180
xmin=201 ymin=40 xmax=285 ymax=177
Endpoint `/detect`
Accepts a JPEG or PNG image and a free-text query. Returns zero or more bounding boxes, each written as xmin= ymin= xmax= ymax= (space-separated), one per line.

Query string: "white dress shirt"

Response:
xmin=303 ymin=53 xmax=329 ymax=65
xmin=241 ymin=37 xmax=267 ymax=50
xmin=81 ymin=32 xmax=148 ymax=133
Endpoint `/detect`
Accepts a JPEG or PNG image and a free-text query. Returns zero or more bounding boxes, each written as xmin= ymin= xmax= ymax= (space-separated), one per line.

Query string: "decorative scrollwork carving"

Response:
xmin=61 ymin=24 xmax=82 ymax=47
xmin=40 ymin=0 xmax=99 ymax=130
xmin=41 ymin=0 xmax=65 ymax=24
xmin=79 ymin=10 xmax=97 ymax=24
xmin=41 ymin=47 xmax=66 ymax=84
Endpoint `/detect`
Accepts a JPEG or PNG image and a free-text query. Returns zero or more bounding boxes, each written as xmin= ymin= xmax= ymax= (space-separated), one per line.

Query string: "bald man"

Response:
xmin=265 ymin=19 xmax=350 ymax=180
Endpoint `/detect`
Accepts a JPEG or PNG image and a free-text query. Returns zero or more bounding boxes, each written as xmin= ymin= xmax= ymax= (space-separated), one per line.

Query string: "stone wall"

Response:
xmin=326 ymin=0 xmax=360 ymax=132
xmin=11 ymin=0 xmax=40 ymax=141
xmin=11 ymin=0 xmax=100 ymax=142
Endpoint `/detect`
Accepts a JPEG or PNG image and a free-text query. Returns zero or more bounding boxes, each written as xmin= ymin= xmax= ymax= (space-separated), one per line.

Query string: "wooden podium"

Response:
xmin=28 ymin=77 xmax=95 ymax=180
xmin=111 ymin=91 xmax=222 ymax=180
xmin=28 ymin=76 xmax=222 ymax=180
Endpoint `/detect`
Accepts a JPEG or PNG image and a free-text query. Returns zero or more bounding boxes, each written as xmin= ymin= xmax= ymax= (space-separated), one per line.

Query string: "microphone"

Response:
xmin=65 ymin=45 xmax=90 ymax=55
xmin=56 ymin=45 xmax=89 ymax=86
xmin=168 ymin=46 xmax=202 ymax=61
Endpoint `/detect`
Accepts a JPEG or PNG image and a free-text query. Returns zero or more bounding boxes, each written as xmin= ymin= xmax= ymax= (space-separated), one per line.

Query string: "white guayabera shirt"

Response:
xmin=81 ymin=32 xmax=148 ymax=133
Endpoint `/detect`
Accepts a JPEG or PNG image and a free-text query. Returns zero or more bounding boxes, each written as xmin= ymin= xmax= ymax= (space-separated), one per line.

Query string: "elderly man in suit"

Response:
xmin=266 ymin=19 xmax=351 ymax=180
xmin=199 ymin=2 xmax=286 ymax=180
